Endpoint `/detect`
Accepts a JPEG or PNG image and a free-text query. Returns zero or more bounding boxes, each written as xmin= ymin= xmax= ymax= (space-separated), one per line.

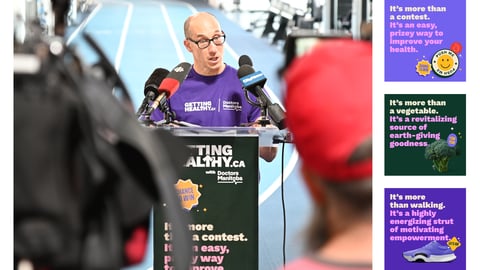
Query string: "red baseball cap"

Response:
xmin=284 ymin=39 xmax=372 ymax=182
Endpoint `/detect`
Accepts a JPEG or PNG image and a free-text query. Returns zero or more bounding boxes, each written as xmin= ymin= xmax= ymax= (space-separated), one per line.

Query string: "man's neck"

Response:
xmin=193 ymin=62 xmax=225 ymax=76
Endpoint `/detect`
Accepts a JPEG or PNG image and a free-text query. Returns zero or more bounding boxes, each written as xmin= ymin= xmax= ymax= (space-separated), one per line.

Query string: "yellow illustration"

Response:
xmin=447 ymin=236 xmax=461 ymax=251
xmin=175 ymin=179 xmax=202 ymax=211
xmin=416 ymin=60 xmax=431 ymax=76
xmin=431 ymin=49 xmax=459 ymax=77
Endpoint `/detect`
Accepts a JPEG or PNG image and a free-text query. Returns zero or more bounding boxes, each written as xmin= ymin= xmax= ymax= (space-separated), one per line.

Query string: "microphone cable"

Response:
xmin=280 ymin=140 xmax=287 ymax=268
xmin=273 ymin=135 xmax=289 ymax=268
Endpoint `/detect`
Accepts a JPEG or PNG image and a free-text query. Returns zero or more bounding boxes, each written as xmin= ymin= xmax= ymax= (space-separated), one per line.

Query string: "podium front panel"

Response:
xmin=154 ymin=133 xmax=259 ymax=270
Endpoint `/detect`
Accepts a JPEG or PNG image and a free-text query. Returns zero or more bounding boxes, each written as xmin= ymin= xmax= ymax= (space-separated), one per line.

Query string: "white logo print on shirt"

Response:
xmin=184 ymin=101 xmax=216 ymax=112
xmin=222 ymin=100 xmax=242 ymax=111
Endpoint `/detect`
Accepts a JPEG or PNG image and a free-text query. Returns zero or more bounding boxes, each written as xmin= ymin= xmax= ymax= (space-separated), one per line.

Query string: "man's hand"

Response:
xmin=252 ymin=118 xmax=278 ymax=162
xmin=260 ymin=145 xmax=277 ymax=162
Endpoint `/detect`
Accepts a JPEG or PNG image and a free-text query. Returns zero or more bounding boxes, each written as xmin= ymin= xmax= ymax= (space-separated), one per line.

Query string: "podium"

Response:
xmin=152 ymin=126 xmax=288 ymax=270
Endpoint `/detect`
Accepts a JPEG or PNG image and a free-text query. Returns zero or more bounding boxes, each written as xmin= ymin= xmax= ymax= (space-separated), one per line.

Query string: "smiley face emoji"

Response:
xmin=431 ymin=49 xmax=459 ymax=77
xmin=437 ymin=54 xmax=453 ymax=71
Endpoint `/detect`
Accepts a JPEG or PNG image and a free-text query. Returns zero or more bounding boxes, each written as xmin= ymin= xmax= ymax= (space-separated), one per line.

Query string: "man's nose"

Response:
xmin=207 ymin=42 xmax=219 ymax=52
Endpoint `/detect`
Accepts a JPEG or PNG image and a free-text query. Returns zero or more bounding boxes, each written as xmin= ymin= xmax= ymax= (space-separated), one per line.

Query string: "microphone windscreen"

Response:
xmin=237 ymin=64 xmax=255 ymax=78
xmin=157 ymin=62 xmax=192 ymax=97
xmin=166 ymin=62 xmax=192 ymax=82
xmin=144 ymin=68 xmax=170 ymax=96
xmin=238 ymin=55 xmax=253 ymax=67
xmin=158 ymin=77 xmax=181 ymax=97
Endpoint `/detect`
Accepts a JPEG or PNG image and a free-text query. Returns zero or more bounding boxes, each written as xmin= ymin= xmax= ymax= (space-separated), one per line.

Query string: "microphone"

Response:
xmin=145 ymin=62 xmax=192 ymax=116
xmin=237 ymin=64 xmax=267 ymax=98
xmin=144 ymin=68 xmax=170 ymax=97
xmin=136 ymin=68 xmax=170 ymax=116
xmin=238 ymin=54 xmax=253 ymax=67
xmin=237 ymin=56 xmax=286 ymax=129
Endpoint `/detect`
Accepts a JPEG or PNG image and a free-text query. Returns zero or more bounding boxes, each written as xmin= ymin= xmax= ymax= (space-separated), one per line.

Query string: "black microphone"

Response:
xmin=144 ymin=68 xmax=170 ymax=96
xmin=237 ymin=56 xmax=286 ymax=130
xmin=136 ymin=68 xmax=170 ymax=116
xmin=145 ymin=62 xmax=192 ymax=116
xmin=238 ymin=54 xmax=253 ymax=67
xmin=237 ymin=64 xmax=267 ymax=99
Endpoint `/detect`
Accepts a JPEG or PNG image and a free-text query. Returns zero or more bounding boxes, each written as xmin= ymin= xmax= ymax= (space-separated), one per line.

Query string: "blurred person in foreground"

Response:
xmin=282 ymin=39 xmax=372 ymax=269
xmin=149 ymin=12 xmax=278 ymax=163
xmin=14 ymin=0 xmax=192 ymax=269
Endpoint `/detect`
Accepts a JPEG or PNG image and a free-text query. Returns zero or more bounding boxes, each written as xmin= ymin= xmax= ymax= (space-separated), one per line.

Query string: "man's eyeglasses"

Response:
xmin=187 ymin=31 xmax=226 ymax=49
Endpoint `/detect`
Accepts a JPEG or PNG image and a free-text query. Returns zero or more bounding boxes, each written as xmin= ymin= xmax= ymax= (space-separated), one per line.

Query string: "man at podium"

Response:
xmin=149 ymin=12 xmax=278 ymax=162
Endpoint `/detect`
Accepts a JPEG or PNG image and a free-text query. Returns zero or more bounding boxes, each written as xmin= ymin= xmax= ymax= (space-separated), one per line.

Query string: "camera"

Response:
xmin=282 ymin=28 xmax=352 ymax=71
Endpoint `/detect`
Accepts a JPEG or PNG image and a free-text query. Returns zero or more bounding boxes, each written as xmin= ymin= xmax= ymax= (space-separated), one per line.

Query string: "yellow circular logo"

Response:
xmin=431 ymin=49 xmax=459 ymax=77
xmin=416 ymin=60 xmax=432 ymax=76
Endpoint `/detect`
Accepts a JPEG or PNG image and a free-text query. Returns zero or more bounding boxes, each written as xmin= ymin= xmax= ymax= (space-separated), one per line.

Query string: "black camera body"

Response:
xmin=283 ymin=28 xmax=352 ymax=71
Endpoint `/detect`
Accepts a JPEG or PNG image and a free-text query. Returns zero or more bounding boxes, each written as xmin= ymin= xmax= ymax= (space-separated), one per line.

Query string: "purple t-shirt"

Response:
xmin=151 ymin=64 xmax=261 ymax=127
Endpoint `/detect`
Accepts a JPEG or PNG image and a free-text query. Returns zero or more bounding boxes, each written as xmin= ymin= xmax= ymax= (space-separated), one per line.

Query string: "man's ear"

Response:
xmin=184 ymin=39 xmax=193 ymax=52
xmin=301 ymin=164 xmax=325 ymax=205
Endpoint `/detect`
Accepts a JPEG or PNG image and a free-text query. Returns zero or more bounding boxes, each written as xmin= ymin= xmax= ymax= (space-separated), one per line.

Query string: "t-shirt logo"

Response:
xmin=184 ymin=101 xmax=216 ymax=112
xmin=222 ymin=100 xmax=242 ymax=112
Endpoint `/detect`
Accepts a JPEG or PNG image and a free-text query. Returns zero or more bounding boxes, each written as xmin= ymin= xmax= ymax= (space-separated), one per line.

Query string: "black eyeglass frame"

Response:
xmin=187 ymin=31 xmax=226 ymax=49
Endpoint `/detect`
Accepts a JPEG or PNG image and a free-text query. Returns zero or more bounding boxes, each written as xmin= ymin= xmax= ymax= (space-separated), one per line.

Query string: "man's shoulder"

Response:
xmin=223 ymin=63 xmax=238 ymax=73
xmin=221 ymin=64 xmax=242 ymax=84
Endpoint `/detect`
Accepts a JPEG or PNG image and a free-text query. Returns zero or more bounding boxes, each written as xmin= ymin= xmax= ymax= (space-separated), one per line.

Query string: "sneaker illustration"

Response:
xmin=403 ymin=241 xmax=456 ymax=262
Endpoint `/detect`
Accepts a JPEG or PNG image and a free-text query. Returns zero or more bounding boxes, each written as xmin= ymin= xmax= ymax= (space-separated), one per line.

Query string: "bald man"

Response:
xmin=150 ymin=12 xmax=277 ymax=162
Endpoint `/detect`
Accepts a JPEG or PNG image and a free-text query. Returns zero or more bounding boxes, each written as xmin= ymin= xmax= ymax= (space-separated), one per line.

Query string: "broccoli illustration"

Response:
xmin=424 ymin=139 xmax=459 ymax=173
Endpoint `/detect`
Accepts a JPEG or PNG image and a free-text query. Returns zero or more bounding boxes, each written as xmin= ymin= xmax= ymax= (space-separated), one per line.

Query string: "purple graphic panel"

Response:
xmin=385 ymin=188 xmax=466 ymax=269
xmin=385 ymin=0 xmax=466 ymax=81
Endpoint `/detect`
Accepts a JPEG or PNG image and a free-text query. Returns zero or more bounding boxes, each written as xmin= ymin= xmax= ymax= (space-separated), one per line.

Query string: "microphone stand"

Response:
xmin=258 ymin=102 xmax=271 ymax=127
xmin=138 ymin=96 xmax=176 ymax=127
xmin=162 ymin=107 xmax=176 ymax=125
xmin=137 ymin=111 xmax=155 ymax=127
xmin=136 ymin=92 xmax=156 ymax=117
xmin=244 ymin=89 xmax=271 ymax=127
xmin=136 ymin=98 xmax=159 ymax=127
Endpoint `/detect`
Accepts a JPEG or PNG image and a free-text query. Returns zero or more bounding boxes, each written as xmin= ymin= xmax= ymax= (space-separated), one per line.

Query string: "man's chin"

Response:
xmin=206 ymin=61 xmax=224 ymax=74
